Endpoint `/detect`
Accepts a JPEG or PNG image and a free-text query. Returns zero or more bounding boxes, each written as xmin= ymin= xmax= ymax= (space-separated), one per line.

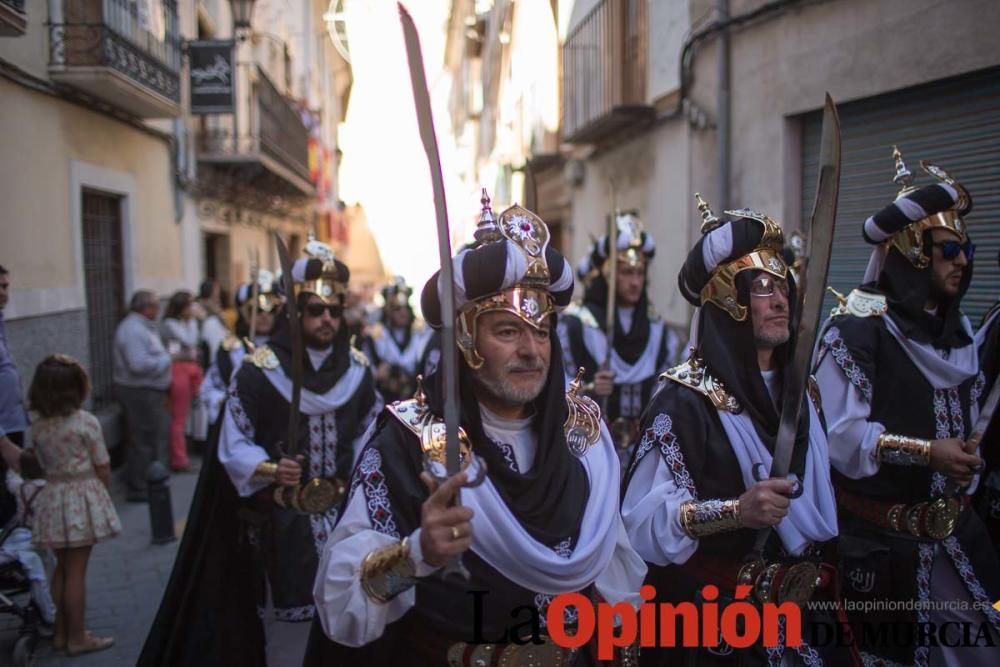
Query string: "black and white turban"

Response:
xmin=862 ymin=182 xmax=971 ymax=245
xmin=291 ymin=255 xmax=350 ymax=304
xmin=678 ymin=211 xmax=786 ymax=314
xmin=421 ymin=239 xmax=574 ymax=328
xmin=234 ymin=269 xmax=278 ymax=308
xmin=381 ymin=276 xmax=413 ymax=308
xmin=577 ymin=211 xmax=656 ymax=281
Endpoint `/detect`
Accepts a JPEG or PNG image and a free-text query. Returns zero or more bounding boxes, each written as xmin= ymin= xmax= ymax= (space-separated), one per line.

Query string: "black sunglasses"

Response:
xmin=303 ymin=303 xmax=343 ymax=318
xmin=930 ymin=240 xmax=975 ymax=261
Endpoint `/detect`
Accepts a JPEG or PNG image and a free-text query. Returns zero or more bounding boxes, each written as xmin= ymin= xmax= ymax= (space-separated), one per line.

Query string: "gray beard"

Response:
xmin=755 ymin=329 xmax=790 ymax=348
xmin=473 ymin=363 xmax=548 ymax=408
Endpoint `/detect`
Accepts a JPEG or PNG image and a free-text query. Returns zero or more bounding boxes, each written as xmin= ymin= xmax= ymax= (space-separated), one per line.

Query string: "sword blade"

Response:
xmin=399 ymin=3 xmax=460 ymax=477
xmin=771 ymin=94 xmax=840 ymax=478
xmin=248 ymin=248 xmax=260 ymax=343
xmin=753 ymin=94 xmax=840 ymax=553
xmin=965 ymin=375 xmax=1000 ymax=452
xmin=604 ymin=185 xmax=619 ymax=365
xmin=274 ymin=233 xmax=303 ymax=457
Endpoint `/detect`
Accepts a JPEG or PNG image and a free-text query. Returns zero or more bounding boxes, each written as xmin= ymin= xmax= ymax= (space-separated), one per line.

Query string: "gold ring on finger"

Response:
xmin=451 ymin=526 xmax=461 ymax=541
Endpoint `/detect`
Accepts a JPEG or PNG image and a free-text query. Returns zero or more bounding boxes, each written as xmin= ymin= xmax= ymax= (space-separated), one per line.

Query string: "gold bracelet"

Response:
xmin=876 ymin=433 xmax=932 ymax=467
xmin=251 ymin=461 xmax=279 ymax=483
xmin=679 ymin=498 xmax=742 ymax=538
xmin=360 ymin=537 xmax=417 ymax=603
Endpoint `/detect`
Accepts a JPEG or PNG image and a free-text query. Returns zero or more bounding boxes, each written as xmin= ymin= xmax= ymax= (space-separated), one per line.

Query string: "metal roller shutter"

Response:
xmin=801 ymin=66 xmax=1000 ymax=325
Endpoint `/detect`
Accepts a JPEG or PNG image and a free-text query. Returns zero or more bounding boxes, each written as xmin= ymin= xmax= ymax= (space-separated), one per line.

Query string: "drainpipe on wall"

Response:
xmin=717 ymin=0 xmax=731 ymax=212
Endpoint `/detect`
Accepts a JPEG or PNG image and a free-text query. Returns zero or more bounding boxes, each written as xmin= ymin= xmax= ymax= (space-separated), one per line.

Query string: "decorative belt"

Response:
xmin=46 ymin=471 xmax=97 ymax=483
xmin=837 ymin=489 xmax=969 ymax=540
xmin=273 ymin=477 xmax=346 ymax=514
xmin=678 ymin=553 xmax=830 ymax=606
xmin=446 ymin=636 xmax=578 ymax=667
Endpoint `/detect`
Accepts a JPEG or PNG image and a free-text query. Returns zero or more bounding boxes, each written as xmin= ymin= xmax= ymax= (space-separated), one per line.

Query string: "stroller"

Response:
xmin=0 ymin=515 xmax=41 ymax=667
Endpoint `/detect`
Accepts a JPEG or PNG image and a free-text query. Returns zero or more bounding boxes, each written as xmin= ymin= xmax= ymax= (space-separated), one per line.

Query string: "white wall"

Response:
xmin=648 ymin=0 xmax=688 ymax=100
xmin=567 ymin=119 xmax=693 ymax=325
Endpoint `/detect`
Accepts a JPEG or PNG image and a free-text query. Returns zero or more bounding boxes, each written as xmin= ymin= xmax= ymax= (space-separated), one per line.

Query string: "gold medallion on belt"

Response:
xmin=884 ymin=496 xmax=961 ymax=540
xmin=737 ymin=559 xmax=821 ymax=606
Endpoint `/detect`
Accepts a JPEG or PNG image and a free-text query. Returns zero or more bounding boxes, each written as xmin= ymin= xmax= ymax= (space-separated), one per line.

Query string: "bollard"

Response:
xmin=146 ymin=460 xmax=176 ymax=545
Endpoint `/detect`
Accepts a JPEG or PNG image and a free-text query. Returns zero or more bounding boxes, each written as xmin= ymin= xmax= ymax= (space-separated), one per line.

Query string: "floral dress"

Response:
xmin=31 ymin=410 xmax=121 ymax=548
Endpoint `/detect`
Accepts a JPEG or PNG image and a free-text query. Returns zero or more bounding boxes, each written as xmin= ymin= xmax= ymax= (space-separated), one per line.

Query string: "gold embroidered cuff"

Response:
xmin=251 ymin=461 xmax=278 ymax=483
xmin=679 ymin=499 xmax=742 ymax=538
xmin=876 ymin=433 xmax=931 ymax=467
xmin=360 ymin=537 xmax=417 ymax=603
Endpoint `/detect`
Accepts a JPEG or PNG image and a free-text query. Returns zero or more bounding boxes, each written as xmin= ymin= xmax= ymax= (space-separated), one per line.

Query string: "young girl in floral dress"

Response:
xmin=28 ymin=355 xmax=121 ymax=656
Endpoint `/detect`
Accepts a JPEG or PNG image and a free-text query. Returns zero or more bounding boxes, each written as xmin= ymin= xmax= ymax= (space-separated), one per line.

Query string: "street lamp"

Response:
xmin=230 ymin=0 xmax=257 ymax=36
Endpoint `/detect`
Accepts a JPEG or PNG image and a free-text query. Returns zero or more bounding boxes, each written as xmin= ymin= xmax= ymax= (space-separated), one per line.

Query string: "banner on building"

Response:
xmin=189 ymin=41 xmax=235 ymax=114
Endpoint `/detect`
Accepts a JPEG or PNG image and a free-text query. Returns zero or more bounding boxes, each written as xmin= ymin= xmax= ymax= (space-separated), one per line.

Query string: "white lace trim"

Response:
xmin=492 ymin=440 xmax=520 ymax=473
xmin=970 ymin=371 xmax=986 ymax=405
xmin=914 ymin=543 xmax=934 ymax=667
xmin=941 ymin=536 xmax=1000 ymax=633
xmin=355 ymin=448 xmax=399 ymax=538
xmin=946 ymin=387 xmax=965 ymax=442
xmin=273 ymin=604 xmax=315 ymax=622
xmin=535 ymin=537 xmax=577 ymax=628
xmin=306 ymin=413 xmax=340 ymax=557
xmin=226 ymin=378 xmax=254 ymax=438
xmin=931 ymin=389 xmax=951 ymax=495
xmin=824 ymin=327 xmax=873 ymax=403
xmin=860 ymin=652 xmax=909 ymax=667
xmin=631 ymin=413 xmax=698 ymax=497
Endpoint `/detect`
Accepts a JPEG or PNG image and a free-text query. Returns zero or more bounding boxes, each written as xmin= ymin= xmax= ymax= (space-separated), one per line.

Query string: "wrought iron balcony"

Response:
xmin=562 ymin=0 xmax=653 ymax=145
xmin=0 ymin=0 xmax=27 ymax=36
xmin=197 ymin=64 xmax=314 ymax=198
xmin=48 ymin=0 xmax=181 ymax=117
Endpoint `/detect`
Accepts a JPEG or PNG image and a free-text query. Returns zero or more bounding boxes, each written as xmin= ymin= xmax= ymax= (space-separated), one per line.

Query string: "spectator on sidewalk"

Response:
xmin=161 ymin=291 xmax=204 ymax=473
xmin=196 ymin=280 xmax=229 ymax=367
xmin=0 ymin=264 xmax=30 ymax=467
xmin=2 ymin=450 xmax=58 ymax=631
xmin=29 ymin=354 xmax=120 ymax=656
xmin=113 ymin=290 xmax=171 ymax=501
xmin=190 ymin=281 xmax=230 ymax=446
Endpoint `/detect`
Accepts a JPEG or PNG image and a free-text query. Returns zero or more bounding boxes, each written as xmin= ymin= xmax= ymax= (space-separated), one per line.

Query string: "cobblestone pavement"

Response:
xmin=0 ymin=458 xmax=200 ymax=666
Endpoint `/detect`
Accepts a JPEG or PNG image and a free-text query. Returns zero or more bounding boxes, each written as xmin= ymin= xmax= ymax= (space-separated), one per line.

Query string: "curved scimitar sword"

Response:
xmin=398 ymin=2 xmax=468 ymax=582
xmin=751 ymin=94 xmax=841 ymax=557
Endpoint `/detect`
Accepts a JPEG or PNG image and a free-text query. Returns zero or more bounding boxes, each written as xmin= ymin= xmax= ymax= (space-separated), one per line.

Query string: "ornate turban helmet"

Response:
xmin=678 ymin=193 xmax=787 ymax=321
xmin=291 ymin=236 xmax=350 ymax=304
xmin=862 ymin=145 xmax=973 ymax=269
xmin=421 ymin=189 xmax=574 ymax=368
xmin=235 ymin=268 xmax=281 ymax=318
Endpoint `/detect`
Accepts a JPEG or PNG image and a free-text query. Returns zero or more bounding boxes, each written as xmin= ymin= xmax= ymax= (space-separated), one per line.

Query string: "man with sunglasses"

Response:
xmin=142 ymin=242 xmax=381 ymax=667
xmin=559 ymin=211 xmax=681 ymax=462
xmin=814 ymin=148 xmax=999 ymax=666
xmin=621 ymin=199 xmax=845 ymax=666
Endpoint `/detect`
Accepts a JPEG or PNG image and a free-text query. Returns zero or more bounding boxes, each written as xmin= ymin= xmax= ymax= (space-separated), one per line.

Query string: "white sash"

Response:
xmin=261 ymin=357 xmax=367 ymax=416
xmin=462 ymin=424 xmax=645 ymax=595
xmin=883 ymin=313 xmax=978 ymax=389
xmin=581 ymin=319 xmax=664 ymax=384
xmin=717 ymin=400 xmax=839 ymax=555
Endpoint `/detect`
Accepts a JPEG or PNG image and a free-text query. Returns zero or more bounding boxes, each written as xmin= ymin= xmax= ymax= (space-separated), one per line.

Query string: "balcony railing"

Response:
xmin=0 ymin=0 xmax=27 ymax=36
xmin=48 ymin=0 xmax=181 ymax=117
xmin=562 ymin=0 xmax=652 ymax=144
xmin=197 ymin=64 xmax=314 ymax=197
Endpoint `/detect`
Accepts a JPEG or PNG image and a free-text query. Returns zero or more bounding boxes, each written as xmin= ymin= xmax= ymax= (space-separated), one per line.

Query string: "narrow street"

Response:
xmin=0 ymin=462 xmax=199 ymax=666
